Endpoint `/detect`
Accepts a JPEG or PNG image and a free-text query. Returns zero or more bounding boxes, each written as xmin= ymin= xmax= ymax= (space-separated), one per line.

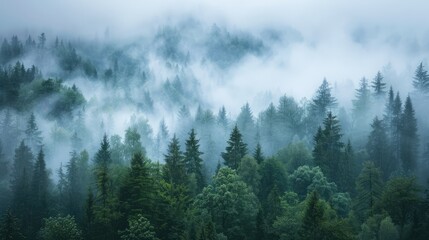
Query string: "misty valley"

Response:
xmin=1 ymin=15 xmax=429 ymax=240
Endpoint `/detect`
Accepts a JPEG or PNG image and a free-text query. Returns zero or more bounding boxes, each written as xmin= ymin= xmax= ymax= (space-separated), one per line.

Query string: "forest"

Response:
xmin=1 ymin=15 xmax=429 ymax=240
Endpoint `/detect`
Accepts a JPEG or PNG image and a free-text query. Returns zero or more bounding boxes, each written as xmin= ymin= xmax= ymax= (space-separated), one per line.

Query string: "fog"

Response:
xmin=1 ymin=0 xmax=429 ymax=176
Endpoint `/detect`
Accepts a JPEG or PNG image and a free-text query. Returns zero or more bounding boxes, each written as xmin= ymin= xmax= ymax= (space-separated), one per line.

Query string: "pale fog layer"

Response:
xmin=1 ymin=0 xmax=429 ymax=174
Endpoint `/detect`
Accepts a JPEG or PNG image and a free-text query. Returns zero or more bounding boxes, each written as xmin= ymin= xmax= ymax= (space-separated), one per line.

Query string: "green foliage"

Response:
xmin=184 ymin=129 xmax=205 ymax=193
xmin=308 ymin=79 xmax=337 ymax=132
xmin=38 ymin=215 xmax=82 ymax=240
xmin=400 ymin=96 xmax=418 ymax=173
xmin=194 ymin=167 xmax=258 ymax=240
xmin=221 ymin=126 xmax=247 ymax=170
xmin=277 ymin=142 xmax=312 ymax=173
xmin=163 ymin=135 xmax=187 ymax=186
xmin=0 ymin=210 xmax=25 ymax=240
xmin=119 ymin=214 xmax=158 ymax=240
xmin=238 ymin=156 xmax=260 ymax=194
xmin=313 ymin=112 xmax=345 ymax=183
xmin=367 ymin=117 xmax=391 ymax=180
xmin=355 ymin=162 xmax=383 ymax=221
xmin=378 ymin=216 xmax=399 ymax=240
xmin=289 ymin=165 xmax=337 ymax=200
xmin=382 ymin=177 xmax=420 ymax=232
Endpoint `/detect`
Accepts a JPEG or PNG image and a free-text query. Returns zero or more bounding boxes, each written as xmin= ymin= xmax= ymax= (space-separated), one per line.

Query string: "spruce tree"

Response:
xmin=353 ymin=77 xmax=372 ymax=128
xmin=367 ymin=117 xmax=391 ymax=180
xmin=253 ymin=143 xmax=264 ymax=164
xmin=413 ymin=62 xmax=429 ymax=93
xmin=0 ymin=210 xmax=25 ymax=240
xmin=299 ymin=191 xmax=325 ymax=240
xmin=119 ymin=151 xmax=154 ymax=228
xmin=25 ymin=112 xmax=43 ymax=152
xmin=308 ymin=79 xmax=337 ymax=133
xmin=221 ymin=125 xmax=247 ymax=170
xmin=400 ymin=96 xmax=419 ymax=173
xmin=312 ymin=112 xmax=344 ymax=182
xmin=163 ymin=135 xmax=187 ymax=186
xmin=355 ymin=161 xmax=383 ymax=221
xmin=184 ymin=129 xmax=205 ymax=192
xmin=236 ymin=103 xmax=255 ymax=148
xmin=372 ymin=71 xmax=386 ymax=98
xmin=30 ymin=148 xmax=50 ymax=234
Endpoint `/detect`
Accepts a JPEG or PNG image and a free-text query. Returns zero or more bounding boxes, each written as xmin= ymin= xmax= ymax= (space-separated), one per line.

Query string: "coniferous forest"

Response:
xmin=1 ymin=2 xmax=429 ymax=240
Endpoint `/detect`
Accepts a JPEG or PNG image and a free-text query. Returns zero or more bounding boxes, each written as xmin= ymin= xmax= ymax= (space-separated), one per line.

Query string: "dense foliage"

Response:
xmin=0 ymin=32 xmax=429 ymax=240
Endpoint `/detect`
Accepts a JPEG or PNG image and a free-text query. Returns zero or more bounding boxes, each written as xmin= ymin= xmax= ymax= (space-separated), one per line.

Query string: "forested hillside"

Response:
xmin=1 ymin=14 xmax=429 ymax=240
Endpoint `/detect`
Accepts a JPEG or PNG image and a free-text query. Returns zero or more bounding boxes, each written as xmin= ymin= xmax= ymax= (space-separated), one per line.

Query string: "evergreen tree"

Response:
xmin=236 ymin=103 xmax=255 ymax=148
xmin=25 ymin=113 xmax=43 ymax=152
xmin=367 ymin=117 xmax=391 ymax=180
xmin=221 ymin=125 xmax=247 ymax=170
xmin=308 ymin=79 xmax=337 ymax=133
xmin=276 ymin=95 xmax=303 ymax=143
xmin=313 ymin=112 xmax=344 ymax=182
xmin=217 ymin=106 xmax=228 ymax=131
xmin=355 ymin=161 xmax=383 ymax=221
xmin=92 ymin=134 xmax=118 ymax=240
xmin=372 ymin=71 xmax=387 ymax=98
xmin=119 ymin=151 xmax=154 ymax=225
xmin=253 ymin=142 xmax=264 ymax=164
xmin=65 ymin=151 xmax=82 ymax=220
xmin=353 ymin=77 xmax=372 ymax=130
xmin=0 ymin=210 xmax=25 ymax=240
xmin=10 ymin=141 xmax=33 ymax=230
xmin=184 ymin=129 xmax=205 ymax=192
xmin=30 ymin=148 xmax=50 ymax=234
xmin=124 ymin=127 xmax=144 ymax=163
xmin=259 ymin=103 xmax=277 ymax=154
xmin=400 ymin=96 xmax=419 ymax=173
xmin=163 ymin=135 xmax=187 ymax=186
xmin=413 ymin=62 xmax=429 ymax=93
xmin=299 ymin=191 xmax=325 ymax=240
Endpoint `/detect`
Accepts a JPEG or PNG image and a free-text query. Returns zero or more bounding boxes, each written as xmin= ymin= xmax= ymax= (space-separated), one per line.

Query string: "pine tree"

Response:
xmin=163 ymin=135 xmax=187 ymax=186
xmin=339 ymin=140 xmax=355 ymax=192
xmin=413 ymin=62 xmax=429 ymax=93
xmin=184 ymin=129 xmax=205 ymax=192
xmin=299 ymin=191 xmax=325 ymax=240
xmin=367 ymin=117 xmax=391 ymax=180
xmin=372 ymin=71 xmax=387 ymax=97
xmin=119 ymin=151 xmax=154 ymax=228
xmin=217 ymin=106 xmax=228 ymax=131
xmin=355 ymin=161 xmax=383 ymax=221
xmin=253 ymin=143 xmax=264 ymax=164
xmin=30 ymin=148 xmax=50 ymax=234
xmin=25 ymin=112 xmax=43 ymax=152
xmin=308 ymin=79 xmax=337 ymax=132
xmin=94 ymin=134 xmax=111 ymax=207
xmin=221 ymin=125 xmax=247 ymax=170
xmin=400 ymin=96 xmax=419 ymax=173
xmin=353 ymin=77 xmax=371 ymax=127
xmin=65 ymin=151 xmax=81 ymax=219
xmin=124 ymin=127 xmax=144 ymax=163
xmin=236 ymin=103 xmax=255 ymax=148
xmin=0 ymin=210 xmax=25 ymax=240
xmin=313 ymin=112 xmax=344 ymax=182
xmin=260 ymin=103 xmax=277 ymax=154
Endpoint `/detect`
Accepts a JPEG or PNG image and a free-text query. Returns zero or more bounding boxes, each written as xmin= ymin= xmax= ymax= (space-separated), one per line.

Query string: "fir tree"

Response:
xmin=25 ymin=112 xmax=43 ymax=152
xmin=400 ymin=96 xmax=419 ymax=173
xmin=313 ymin=112 xmax=344 ymax=182
xmin=372 ymin=71 xmax=387 ymax=97
xmin=221 ymin=125 xmax=247 ymax=170
xmin=353 ymin=77 xmax=371 ymax=126
xmin=367 ymin=117 xmax=391 ymax=180
xmin=30 ymin=148 xmax=50 ymax=234
xmin=0 ymin=210 xmax=25 ymax=240
xmin=184 ymin=129 xmax=205 ymax=192
xmin=299 ymin=191 xmax=325 ymax=240
xmin=253 ymin=143 xmax=264 ymax=164
xmin=355 ymin=161 xmax=383 ymax=221
xmin=308 ymin=79 xmax=337 ymax=132
xmin=413 ymin=62 xmax=429 ymax=93
xmin=163 ymin=135 xmax=187 ymax=186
